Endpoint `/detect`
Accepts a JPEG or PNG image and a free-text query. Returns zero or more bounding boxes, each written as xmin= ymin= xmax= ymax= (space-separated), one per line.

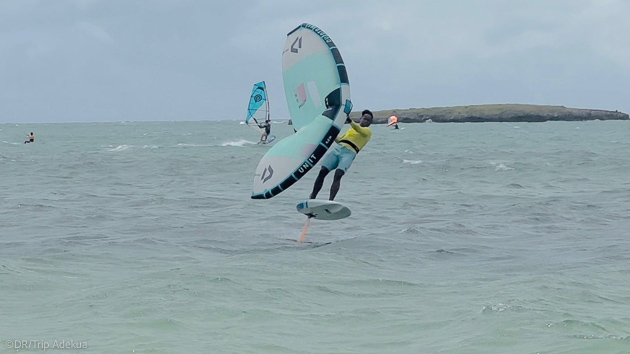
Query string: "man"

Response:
xmin=24 ymin=132 xmax=34 ymax=144
xmin=309 ymin=110 xmax=373 ymax=201
xmin=258 ymin=119 xmax=271 ymax=143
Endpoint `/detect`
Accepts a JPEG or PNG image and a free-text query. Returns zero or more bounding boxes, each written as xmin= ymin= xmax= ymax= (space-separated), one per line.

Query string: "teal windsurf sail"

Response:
xmin=251 ymin=23 xmax=352 ymax=199
xmin=245 ymin=81 xmax=269 ymax=133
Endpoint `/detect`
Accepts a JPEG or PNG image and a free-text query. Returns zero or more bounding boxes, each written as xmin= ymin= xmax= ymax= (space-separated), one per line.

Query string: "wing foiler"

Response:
xmin=251 ymin=23 xmax=352 ymax=199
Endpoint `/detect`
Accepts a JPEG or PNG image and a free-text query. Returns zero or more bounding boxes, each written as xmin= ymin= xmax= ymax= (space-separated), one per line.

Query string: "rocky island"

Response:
xmin=352 ymin=104 xmax=629 ymax=124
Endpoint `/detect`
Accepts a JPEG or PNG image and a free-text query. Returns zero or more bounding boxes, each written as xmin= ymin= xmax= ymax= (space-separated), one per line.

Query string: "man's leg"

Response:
xmin=329 ymin=169 xmax=345 ymax=201
xmin=328 ymin=148 xmax=355 ymax=201
xmin=309 ymin=167 xmax=330 ymax=199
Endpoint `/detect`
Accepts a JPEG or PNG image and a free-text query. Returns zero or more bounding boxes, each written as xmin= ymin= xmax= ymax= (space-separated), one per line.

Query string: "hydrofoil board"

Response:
xmin=296 ymin=199 xmax=351 ymax=220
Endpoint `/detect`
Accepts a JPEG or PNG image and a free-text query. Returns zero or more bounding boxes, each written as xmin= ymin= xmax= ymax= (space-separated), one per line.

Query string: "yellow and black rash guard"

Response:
xmin=336 ymin=120 xmax=371 ymax=153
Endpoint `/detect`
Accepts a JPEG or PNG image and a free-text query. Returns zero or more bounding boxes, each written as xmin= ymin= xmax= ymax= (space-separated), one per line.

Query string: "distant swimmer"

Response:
xmin=24 ymin=132 xmax=34 ymax=144
xmin=258 ymin=119 xmax=271 ymax=143
xmin=309 ymin=110 xmax=373 ymax=201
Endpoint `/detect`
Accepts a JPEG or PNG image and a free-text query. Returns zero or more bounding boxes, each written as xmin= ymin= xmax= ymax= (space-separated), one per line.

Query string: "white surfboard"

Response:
xmin=296 ymin=199 xmax=351 ymax=220
xmin=258 ymin=135 xmax=276 ymax=145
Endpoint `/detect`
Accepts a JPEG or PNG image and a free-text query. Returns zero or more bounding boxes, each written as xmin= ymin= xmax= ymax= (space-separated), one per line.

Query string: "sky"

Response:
xmin=1 ymin=0 xmax=628 ymax=123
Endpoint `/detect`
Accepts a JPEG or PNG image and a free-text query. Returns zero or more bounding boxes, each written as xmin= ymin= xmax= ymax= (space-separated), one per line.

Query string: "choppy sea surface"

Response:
xmin=1 ymin=120 xmax=629 ymax=353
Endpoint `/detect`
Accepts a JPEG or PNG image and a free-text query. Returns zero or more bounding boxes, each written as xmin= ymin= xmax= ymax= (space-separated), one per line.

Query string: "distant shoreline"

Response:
xmin=349 ymin=104 xmax=629 ymax=124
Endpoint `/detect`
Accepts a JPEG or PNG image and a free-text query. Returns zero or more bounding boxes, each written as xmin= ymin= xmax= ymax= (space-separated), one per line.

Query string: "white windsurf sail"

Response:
xmin=245 ymin=81 xmax=269 ymax=133
xmin=251 ymin=23 xmax=352 ymax=199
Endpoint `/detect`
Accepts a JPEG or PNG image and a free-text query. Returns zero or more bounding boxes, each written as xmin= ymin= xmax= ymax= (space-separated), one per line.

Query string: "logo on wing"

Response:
xmin=291 ymin=36 xmax=302 ymax=53
xmin=261 ymin=165 xmax=274 ymax=183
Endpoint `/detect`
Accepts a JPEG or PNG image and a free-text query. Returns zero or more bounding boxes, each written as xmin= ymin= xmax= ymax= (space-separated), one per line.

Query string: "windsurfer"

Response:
xmin=309 ymin=110 xmax=373 ymax=201
xmin=388 ymin=115 xmax=399 ymax=129
xmin=258 ymin=119 xmax=271 ymax=143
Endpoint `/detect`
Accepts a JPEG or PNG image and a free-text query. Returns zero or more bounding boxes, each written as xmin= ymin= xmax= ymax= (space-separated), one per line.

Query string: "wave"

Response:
xmin=239 ymin=120 xmax=286 ymax=124
xmin=221 ymin=139 xmax=257 ymax=147
xmin=173 ymin=143 xmax=213 ymax=148
xmin=106 ymin=145 xmax=130 ymax=152
xmin=490 ymin=161 xmax=514 ymax=171
xmin=105 ymin=141 xmax=257 ymax=150
xmin=403 ymin=159 xmax=422 ymax=165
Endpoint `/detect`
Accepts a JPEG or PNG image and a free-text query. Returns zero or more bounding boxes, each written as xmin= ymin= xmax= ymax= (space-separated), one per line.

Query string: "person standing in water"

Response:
xmin=24 ymin=132 xmax=34 ymax=144
xmin=309 ymin=110 xmax=373 ymax=201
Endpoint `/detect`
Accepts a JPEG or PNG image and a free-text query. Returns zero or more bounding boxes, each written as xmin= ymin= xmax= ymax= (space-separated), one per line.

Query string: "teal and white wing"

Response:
xmin=252 ymin=23 xmax=352 ymax=199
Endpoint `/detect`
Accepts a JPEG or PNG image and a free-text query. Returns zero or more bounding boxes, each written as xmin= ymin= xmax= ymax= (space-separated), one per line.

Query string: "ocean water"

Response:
xmin=1 ymin=120 xmax=629 ymax=353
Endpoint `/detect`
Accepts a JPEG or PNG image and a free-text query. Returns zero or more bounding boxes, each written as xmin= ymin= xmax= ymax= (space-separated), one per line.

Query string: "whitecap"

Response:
xmin=222 ymin=139 xmax=256 ymax=147
xmin=490 ymin=161 xmax=514 ymax=171
xmin=403 ymin=159 xmax=422 ymax=165
xmin=494 ymin=163 xmax=513 ymax=171
xmin=107 ymin=145 xmax=129 ymax=152
xmin=174 ymin=143 xmax=213 ymax=148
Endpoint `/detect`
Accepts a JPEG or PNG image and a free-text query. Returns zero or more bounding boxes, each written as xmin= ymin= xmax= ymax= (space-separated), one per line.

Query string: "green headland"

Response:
xmin=350 ymin=104 xmax=629 ymax=124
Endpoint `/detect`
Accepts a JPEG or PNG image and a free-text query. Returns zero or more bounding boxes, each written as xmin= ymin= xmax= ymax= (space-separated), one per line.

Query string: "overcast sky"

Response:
xmin=1 ymin=0 xmax=628 ymax=123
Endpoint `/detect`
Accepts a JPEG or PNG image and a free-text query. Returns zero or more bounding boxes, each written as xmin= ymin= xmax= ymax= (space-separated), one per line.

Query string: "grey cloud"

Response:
xmin=1 ymin=0 xmax=628 ymax=123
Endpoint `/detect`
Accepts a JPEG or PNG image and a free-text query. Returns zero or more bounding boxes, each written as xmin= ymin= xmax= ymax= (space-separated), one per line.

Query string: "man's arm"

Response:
xmin=348 ymin=120 xmax=370 ymax=137
xmin=335 ymin=115 xmax=353 ymax=143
